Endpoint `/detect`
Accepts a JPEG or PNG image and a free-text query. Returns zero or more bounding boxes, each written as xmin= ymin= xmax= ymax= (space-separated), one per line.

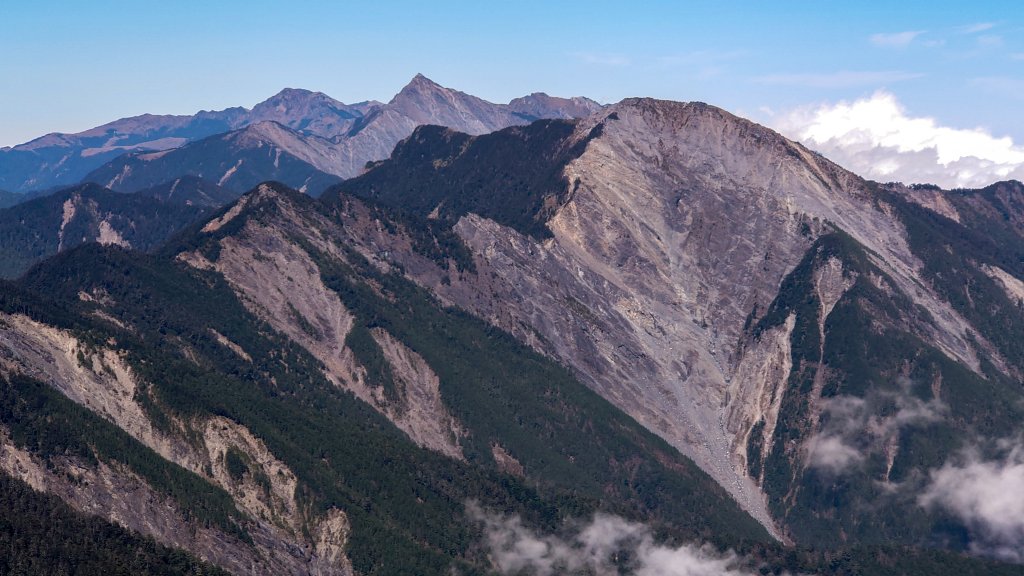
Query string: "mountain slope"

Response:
xmin=135 ymin=175 xmax=239 ymax=207
xmin=82 ymin=122 xmax=344 ymax=195
xmin=3 ymin=94 xmax=1023 ymax=573
xmin=0 ymin=469 xmax=229 ymax=576
xmin=0 ymin=189 xmax=26 ymax=209
xmin=325 ymin=100 xmax=1024 ymax=556
xmin=0 ymin=182 xmax=212 ymax=278
xmin=0 ymin=182 xmax=785 ymax=574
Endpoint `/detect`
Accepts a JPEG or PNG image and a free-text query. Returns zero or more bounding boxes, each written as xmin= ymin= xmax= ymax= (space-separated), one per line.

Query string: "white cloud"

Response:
xmin=573 ymin=51 xmax=630 ymax=67
xmin=957 ymin=22 xmax=996 ymax=34
xmin=919 ymin=440 xmax=1024 ymax=562
xmin=1011 ymin=53 xmax=1024 ymax=61
xmin=805 ymin=380 xmax=946 ymax=474
xmin=807 ymin=435 xmax=865 ymax=473
xmin=977 ymin=34 xmax=1004 ymax=47
xmin=467 ymin=503 xmax=765 ymax=576
xmin=772 ymin=91 xmax=1024 ymax=188
xmin=870 ymin=31 xmax=925 ymax=48
xmin=753 ymin=70 xmax=923 ymax=89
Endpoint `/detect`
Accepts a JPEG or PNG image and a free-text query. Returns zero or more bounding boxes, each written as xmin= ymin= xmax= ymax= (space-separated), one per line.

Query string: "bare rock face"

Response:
xmin=384 ymin=99 xmax=996 ymax=534
xmin=0 ymin=307 xmax=355 ymax=575
xmin=183 ymin=185 xmax=466 ymax=460
xmin=0 ymin=434 xmax=269 ymax=575
xmin=369 ymin=327 xmax=465 ymax=460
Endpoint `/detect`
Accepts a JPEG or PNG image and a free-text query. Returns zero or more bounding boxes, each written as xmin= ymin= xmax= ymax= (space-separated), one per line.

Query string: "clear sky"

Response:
xmin=2 ymin=0 xmax=1022 ymax=185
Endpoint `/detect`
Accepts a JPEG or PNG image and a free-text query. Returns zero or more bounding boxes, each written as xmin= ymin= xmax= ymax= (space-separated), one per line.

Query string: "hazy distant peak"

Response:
xmin=508 ymin=92 xmax=604 ymax=120
xmin=409 ymin=73 xmax=442 ymax=88
xmin=391 ymin=74 xmax=450 ymax=102
xmin=255 ymin=87 xmax=343 ymax=109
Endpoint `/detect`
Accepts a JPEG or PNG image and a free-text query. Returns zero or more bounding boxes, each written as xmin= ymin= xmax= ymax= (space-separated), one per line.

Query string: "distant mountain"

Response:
xmin=134 ymin=175 xmax=238 ymax=207
xmin=81 ymin=75 xmax=606 ymax=191
xmin=0 ymin=109 xmax=248 ymax=192
xmin=3 ymin=75 xmax=603 ymax=193
xmin=320 ymin=74 xmax=602 ymax=179
xmin=0 ymin=182 xmax=213 ymax=278
xmin=0 ymin=89 xmax=365 ymax=193
xmin=0 ymin=189 xmax=24 ymax=209
xmin=247 ymin=88 xmax=365 ymax=138
xmin=509 ymin=92 xmax=605 ymax=119
xmin=82 ymin=122 xmax=344 ymax=195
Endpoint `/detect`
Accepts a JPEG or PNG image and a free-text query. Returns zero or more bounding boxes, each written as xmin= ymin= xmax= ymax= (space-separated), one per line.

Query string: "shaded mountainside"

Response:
xmin=326 ymin=119 xmax=601 ymax=239
xmin=3 ymin=75 xmax=602 ymax=194
xmin=82 ymin=122 xmax=345 ymax=195
xmin=0 ymin=108 xmax=248 ymax=193
xmin=0 ymin=470 xmax=229 ymax=576
xmin=136 ymin=175 xmax=239 ymax=207
xmin=0 ymin=182 xmax=213 ymax=278
xmin=0 ymin=189 xmax=25 ymax=209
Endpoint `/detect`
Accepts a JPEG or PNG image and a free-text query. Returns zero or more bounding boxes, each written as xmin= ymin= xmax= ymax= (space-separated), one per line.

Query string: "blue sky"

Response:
xmin=2 ymin=0 xmax=1022 ymax=172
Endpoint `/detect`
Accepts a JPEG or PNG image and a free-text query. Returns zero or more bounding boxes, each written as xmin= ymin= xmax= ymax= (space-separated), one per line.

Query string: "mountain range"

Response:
xmin=1 ymin=79 xmax=1023 ymax=575
xmin=0 ymin=74 xmax=602 ymax=194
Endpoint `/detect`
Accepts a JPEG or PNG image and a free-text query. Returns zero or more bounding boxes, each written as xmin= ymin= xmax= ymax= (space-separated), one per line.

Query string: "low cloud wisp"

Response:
xmin=869 ymin=31 xmax=925 ymax=48
xmin=919 ymin=439 xmax=1024 ymax=562
xmin=806 ymin=378 xmax=946 ymax=475
xmin=467 ymin=503 xmax=763 ymax=576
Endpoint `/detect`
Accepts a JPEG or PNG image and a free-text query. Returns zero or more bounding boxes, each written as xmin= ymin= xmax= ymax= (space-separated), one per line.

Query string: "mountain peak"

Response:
xmin=253 ymin=88 xmax=344 ymax=111
xmin=507 ymin=92 xmax=605 ymax=120
xmin=394 ymin=74 xmax=447 ymax=99
xmin=610 ymin=97 xmax=772 ymax=137
xmin=411 ymin=72 xmax=439 ymax=85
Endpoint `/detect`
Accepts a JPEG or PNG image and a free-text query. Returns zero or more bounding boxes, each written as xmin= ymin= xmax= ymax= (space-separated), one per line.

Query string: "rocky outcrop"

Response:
xmin=726 ymin=314 xmax=795 ymax=481
xmin=982 ymin=264 xmax=1024 ymax=306
xmin=370 ymin=328 xmax=464 ymax=459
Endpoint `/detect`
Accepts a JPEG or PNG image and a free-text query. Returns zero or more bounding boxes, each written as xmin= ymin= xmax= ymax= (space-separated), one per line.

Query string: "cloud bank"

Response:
xmin=772 ymin=91 xmax=1024 ymax=188
xmin=467 ymin=503 xmax=762 ymax=576
xmin=919 ymin=439 xmax=1024 ymax=562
